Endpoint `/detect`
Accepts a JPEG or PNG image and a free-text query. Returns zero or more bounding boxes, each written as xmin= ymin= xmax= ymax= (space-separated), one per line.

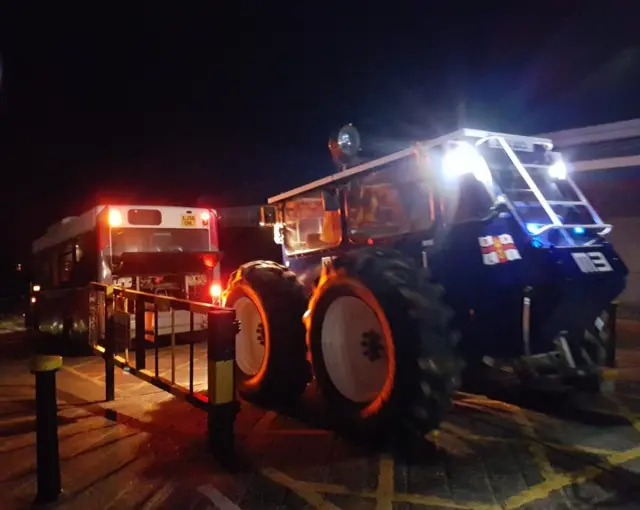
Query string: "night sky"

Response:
xmin=1 ymin=2 xmax=640 ymax=268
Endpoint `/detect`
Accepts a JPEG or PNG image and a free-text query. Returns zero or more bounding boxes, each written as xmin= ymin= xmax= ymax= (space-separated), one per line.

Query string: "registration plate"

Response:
xmin=186 ymin=274 xmax=206 ymax=285
xmin=181 ymin=214 xmax=196 ymax=227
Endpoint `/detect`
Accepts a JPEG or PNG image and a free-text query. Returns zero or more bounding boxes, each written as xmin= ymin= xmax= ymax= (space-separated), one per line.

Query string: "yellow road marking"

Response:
xmin=503 ymin=445 xmax=640 ymax=509
xmin=139 ymin=481 xmax=176 ymax=510
xmin=606 ymin=395 xmax=640 ymax=435
xmin=444 ymin=422 xmax=619 ymax=457
xmin=454 ymin=392 xmax=640 ymax=508
xmin=261 ymin=467 xmax=342 ymax=510
xmin=62 ymin=365 xmax=109 ymax=390
xmin=197 ymin=484 xmax=243 ymax=510
xmin=376 ymin=455 xmax=394 ymax=510
xmin=393 ymin=492 xmax=501 ymax=509
xmin=292 ymin=480 xmax=499 ymax=510
xmin=62 ymin=365 xmax=640 ymax=509
xmin=260 ymin=420 xmax=640 ymax=510
xmin=253 ymin=411 xmax=278 ymax=433
xmin=511 ymin=407 xmax=555 ymax=480
xmin=289 ymin=480 xmax=350 ymax=496
xmin=543 ymin=443 xmax=619 ymax=457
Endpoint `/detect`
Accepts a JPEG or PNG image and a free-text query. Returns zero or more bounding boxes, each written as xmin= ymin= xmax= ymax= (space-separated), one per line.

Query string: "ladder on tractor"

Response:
xmin=474 ymin=135 xmax=612 ymax=246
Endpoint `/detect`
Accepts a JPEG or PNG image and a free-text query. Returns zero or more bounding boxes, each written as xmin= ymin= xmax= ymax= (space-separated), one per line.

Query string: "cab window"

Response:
xmin=283 ymin=189 xmax=342 ymax=255
xmin=450 ymin=174 xmax=494 ymax=223
xmin=346 ymin=155 xmax=434 ymax=240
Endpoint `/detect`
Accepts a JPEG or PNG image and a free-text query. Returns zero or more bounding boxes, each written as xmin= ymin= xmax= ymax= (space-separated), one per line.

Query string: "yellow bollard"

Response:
xmin=30 ymin=355 xmax=63 ymax=503
xmin=207 ymin=310 xmax=240 ymax=463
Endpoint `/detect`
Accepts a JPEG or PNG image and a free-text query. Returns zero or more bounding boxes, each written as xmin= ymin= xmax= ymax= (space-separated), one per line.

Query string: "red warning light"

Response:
xmin=108 ymin=209 xmax=123 ymax=227
xmin=210 ymin=283 xmax=222 ymax=298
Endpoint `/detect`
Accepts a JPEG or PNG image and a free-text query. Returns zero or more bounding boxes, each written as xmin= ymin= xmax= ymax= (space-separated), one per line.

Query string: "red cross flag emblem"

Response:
xmin=478 ymin=234 xmax=522 ymax=265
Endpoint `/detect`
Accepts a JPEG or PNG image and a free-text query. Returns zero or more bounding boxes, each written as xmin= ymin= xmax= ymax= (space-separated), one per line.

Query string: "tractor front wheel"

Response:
xmin=306 ymin=247 xmax=461 ymax=441
xmin=223 ymin=261 xmax=310 ymax=405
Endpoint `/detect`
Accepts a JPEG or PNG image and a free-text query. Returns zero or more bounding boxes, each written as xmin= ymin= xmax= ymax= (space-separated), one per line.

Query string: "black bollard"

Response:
xmin=207 ymin=309 xmax=240 ymax=463
xmin=29 ymin=355 xmax=63 ymax=504
xmin=104 ymin=315 xmax=115 ymax=402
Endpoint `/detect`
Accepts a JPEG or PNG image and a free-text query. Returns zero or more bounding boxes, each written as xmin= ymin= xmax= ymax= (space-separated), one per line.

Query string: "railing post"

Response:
xmin=30 ymin=355 xmax=63 ymax=504
xmin=606 ymin=301 xmax=618 ymax=368
xmin=105 ymin=312 xmax=116 ymax=402
xmin=135 ymin=297 xmax=146 ymax=370
xmin=170 ymin=309 xmax=176 ymax=385
xmin=207 ymin=309 xmax=239 ymax=463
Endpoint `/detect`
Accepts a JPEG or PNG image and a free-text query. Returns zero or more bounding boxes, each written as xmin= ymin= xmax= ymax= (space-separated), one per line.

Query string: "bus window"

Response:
xmin=59 ymin=245 xmax=73 ymax=283
xmin=51 ymin=251 xmax=59 ymax=287
xmin=127 ymin=209 xmax=162 ymax=226
xmin=151 ymin=232 xmax=173 ymax=251
xmin=36 ymin=255 xmax=51 ymax=287
xmin=110 ymin=227 xmax=210 ymax=264
xmin=75 ymin=241 xmax=83 ymax=263
xmin=71 ymin=231 xmax=97 ymax=285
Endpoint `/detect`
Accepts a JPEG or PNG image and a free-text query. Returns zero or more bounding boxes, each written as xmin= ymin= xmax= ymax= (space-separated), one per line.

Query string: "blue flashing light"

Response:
xmin=526 ymin=223 xmax=543 ymax=235
xmin=573 ymin=227 xmax=585 ymax=234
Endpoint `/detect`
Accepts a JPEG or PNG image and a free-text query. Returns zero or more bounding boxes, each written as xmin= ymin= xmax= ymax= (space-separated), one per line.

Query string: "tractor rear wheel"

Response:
xmin=223 ymin=261 xmax=310 ymax=405
xmin=306 ymin=247 xmax=461 ymax=441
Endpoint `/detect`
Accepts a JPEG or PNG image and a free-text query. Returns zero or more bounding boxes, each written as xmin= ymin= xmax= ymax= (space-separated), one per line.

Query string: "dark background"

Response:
xmin=1 ymin=2 xmax=640 ymax=286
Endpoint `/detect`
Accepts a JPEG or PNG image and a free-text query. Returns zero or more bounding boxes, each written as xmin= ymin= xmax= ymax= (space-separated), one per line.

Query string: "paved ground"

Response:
xmin=1 ymin=318 xmax=640 ymax=509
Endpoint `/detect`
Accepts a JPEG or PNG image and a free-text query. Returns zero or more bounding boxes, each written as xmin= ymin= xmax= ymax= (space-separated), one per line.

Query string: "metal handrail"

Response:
xmin=90 ymin=282 xmax=216 ymax=314
xmin=474 ymin=135 xmax=612 ymax=246
xmin=529 ymin=223 xmax=613 ymax=236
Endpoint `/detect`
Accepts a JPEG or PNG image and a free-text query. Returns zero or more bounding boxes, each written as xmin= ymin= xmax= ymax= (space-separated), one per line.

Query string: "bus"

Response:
xmin=29 ymin=204 xmax=222 ymax=349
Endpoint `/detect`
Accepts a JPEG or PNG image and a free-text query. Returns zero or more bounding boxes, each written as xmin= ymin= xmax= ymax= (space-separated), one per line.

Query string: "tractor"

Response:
xmin=222 ymin=126 xmax=627 ymax=440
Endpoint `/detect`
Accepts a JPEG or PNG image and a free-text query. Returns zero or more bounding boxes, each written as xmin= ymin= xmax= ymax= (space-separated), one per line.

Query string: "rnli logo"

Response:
xmin=478 ymin=234 xmax=522 ymax=266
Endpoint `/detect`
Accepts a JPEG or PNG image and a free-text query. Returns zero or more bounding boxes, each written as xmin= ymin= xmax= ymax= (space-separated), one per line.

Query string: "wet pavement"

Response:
xmin=1 ymin=318 xmax=640 ymax=509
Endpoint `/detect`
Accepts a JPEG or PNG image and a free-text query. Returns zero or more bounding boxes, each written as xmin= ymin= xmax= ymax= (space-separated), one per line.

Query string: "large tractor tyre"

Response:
xmin=222 ymin=261 xmax=310 ymax=406
xmin=306 ymin=247 xmax=462 ymax=442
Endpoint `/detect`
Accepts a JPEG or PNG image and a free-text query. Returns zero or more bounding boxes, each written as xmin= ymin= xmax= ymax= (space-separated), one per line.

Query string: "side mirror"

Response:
xmin=259 ymin=205 xmax=277 ymax=226
xmin=322 ymin=190 xmax=340 ymax=212
xmin=273 ymin=223 xmax=285 ymax=245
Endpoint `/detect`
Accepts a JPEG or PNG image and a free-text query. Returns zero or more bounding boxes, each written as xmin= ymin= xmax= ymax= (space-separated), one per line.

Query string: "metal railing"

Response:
xmin=89 ymin=282 xmax=239 ymax=460
xmin=476 ymin=135 xmax=612 ymax=244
